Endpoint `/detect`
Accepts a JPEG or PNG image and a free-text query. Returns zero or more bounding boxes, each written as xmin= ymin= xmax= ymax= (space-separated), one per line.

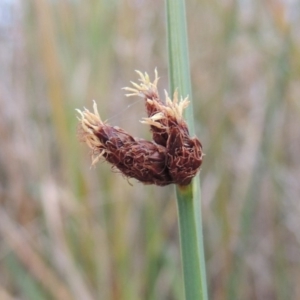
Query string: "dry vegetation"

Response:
xmin=0 ymin=1 xmax=300 ymax=299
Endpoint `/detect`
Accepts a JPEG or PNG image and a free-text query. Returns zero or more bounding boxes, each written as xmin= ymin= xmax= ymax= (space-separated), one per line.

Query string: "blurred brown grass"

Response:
xmin=0 ymin=0 xmax=300 ymax=299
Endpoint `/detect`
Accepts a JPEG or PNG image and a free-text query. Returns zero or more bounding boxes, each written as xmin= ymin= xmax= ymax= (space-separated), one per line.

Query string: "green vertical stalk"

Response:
xmin=166 ymin=1 xmax=208 ymax=299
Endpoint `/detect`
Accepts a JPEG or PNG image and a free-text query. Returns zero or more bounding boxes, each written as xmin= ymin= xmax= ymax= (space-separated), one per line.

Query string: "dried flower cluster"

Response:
xmin=77 ymin=70 xmax=203 ymax=186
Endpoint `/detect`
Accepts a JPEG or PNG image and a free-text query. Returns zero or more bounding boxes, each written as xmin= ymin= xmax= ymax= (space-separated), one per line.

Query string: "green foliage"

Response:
xmin=166 ymin=0 xmax=208 ymax=299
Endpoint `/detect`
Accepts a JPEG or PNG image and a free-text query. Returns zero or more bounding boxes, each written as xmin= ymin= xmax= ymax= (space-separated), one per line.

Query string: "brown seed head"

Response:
xmin=77 ymin=70 xmax=203 ymax=186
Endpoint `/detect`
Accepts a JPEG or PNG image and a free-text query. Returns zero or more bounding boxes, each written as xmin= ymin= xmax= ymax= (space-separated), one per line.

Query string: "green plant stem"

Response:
xmin=166 ymin=0 xmax=208 ymax=299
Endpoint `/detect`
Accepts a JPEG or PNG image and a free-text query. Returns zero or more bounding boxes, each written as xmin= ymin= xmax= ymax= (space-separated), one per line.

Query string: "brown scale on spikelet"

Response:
xmin=77 ymin=70 xmax=203 ymax=186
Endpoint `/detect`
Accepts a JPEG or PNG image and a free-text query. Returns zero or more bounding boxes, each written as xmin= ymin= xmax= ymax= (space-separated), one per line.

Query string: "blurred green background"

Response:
xmin=1 ymin=0 xmax=300 ymax=299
